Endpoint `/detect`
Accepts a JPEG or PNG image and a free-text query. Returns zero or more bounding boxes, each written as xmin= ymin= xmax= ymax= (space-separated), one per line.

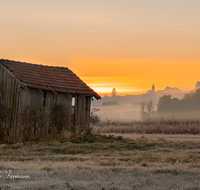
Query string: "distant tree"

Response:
xmin=157 ymin=90 xmax=200 ymax=120
xmin=157 ymin=95 xmax=173 ymax=113
xmin=157 ymin=95 xmax=180 ymax=119
xmin=146 ymin=100 xmax=154 ymax=114
xmin=140 ymin=100 xmax=155 ymax=120
xmin=140 ymin=101 xmax=146 ymax=113
xmin=181 ymin=89 xmax=200 ymax=111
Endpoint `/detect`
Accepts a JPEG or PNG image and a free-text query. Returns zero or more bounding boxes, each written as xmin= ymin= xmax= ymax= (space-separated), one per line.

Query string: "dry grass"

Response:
xmin=1 ymin=161 xmax=200 ymax=190
xmin=1 ymin=135 xmax=200 ymax=189
xmin=93 ymin=120 xmax=200 ymax=134
xmin=104 ymin=133 xmax=200 ymax=141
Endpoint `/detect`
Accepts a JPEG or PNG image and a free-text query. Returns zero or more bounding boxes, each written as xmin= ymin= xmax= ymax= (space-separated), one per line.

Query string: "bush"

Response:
xmin=90 ymin=107 xmax=101 ymax=125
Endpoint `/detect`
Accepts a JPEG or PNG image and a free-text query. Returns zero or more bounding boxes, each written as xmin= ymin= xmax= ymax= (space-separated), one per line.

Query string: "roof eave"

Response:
xmin=94 ymin=94 xmax=101 ymax=100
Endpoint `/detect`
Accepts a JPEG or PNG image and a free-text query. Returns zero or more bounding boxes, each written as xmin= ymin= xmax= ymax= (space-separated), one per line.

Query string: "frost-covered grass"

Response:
xmin=1 ymin=163 xmax=200 ymax=190
xmin=1 ymin=135 xmax=200 ymax=189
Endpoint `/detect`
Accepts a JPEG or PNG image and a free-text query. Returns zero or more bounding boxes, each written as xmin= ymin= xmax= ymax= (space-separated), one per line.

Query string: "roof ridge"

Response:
xmin=0 ymin=59 xmax=69 ymax=69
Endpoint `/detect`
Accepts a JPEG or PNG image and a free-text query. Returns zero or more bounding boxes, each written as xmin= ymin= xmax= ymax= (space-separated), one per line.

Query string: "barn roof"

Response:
xmin=0 ymin=59 xmax=101 ymax=99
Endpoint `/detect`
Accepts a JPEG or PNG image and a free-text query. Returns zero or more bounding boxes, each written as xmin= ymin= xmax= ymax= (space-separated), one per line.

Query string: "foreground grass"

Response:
xmin=0 ymin=134 xmax=200 ymax=189
xmin=1 ymin=163 xmax=200 ymax=190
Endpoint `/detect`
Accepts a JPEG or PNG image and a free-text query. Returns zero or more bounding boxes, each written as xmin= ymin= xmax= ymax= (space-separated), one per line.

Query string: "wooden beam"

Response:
xmin=0 ymin=90 xmax=4 ymax=105
xmin=86 ymin=97 xmax=91 ymax=128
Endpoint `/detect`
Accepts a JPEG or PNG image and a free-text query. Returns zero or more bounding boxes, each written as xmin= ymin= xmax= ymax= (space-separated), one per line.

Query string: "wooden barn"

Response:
xmin=0 ymin=59 xmax=101 ymax=139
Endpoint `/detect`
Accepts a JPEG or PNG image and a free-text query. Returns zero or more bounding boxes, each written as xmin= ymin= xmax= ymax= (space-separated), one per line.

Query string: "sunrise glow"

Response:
xmin=1 ymin=1 xmax=200 ymax=96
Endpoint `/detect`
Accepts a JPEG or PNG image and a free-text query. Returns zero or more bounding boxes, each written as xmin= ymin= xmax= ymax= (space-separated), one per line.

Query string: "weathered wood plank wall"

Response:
xmin=46 ymin=91 xmax=72 ymax=132
xmin=0 ymin=66 xmax=21 ymax=136
xmin=74 ymin=95 xmax=92 ymax=132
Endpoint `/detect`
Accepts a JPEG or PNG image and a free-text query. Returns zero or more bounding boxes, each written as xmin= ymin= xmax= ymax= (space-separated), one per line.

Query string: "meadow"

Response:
xmin=0 ymin=120 xmax=200 ymax=189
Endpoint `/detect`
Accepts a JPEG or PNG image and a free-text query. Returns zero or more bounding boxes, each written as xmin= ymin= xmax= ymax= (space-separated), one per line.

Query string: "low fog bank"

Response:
xmin=92 ymin=87 xmax=200 ymax=121
xmin=92 ymin=104 xmax=141 ymax=121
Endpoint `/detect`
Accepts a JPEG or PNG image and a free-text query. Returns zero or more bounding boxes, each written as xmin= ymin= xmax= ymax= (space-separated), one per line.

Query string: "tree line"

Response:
xmin=140 ymin=89 xmax=200 ymax=120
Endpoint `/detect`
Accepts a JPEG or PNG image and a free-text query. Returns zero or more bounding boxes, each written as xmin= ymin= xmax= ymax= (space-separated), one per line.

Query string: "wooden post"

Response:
xmin=66 ymin=93 xmax=72 ymax=131
xmin=81 ymin=95 xmax=86 ymax=130
xmin=74 ymin=95 xmax=85 ymax=132
xmin=85 ymin=97 xmax=91 ymax=128
xmin=77 ymin=95 xmax=82 ymax=130
xmin=74 ymin=94 xmax=78 ymax=131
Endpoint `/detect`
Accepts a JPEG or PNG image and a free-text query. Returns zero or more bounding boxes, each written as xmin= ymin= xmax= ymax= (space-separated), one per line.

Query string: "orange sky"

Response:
xmin=0 ymin=0 xmax=200 ymax=96
xmin=76 ymin=58 xmax=200 ymax=95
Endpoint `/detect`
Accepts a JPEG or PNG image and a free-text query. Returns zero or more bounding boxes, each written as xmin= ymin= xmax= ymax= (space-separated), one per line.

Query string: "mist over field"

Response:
xmin=92 ymin=104 xmax=141 ymax=120
xmin=92 ymin=82 xmax=200 ymax=121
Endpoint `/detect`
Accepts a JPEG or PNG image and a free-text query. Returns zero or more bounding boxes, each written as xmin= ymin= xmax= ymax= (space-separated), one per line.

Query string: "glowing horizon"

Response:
xmin=1 ymin=0 xmax=200 ymax=96
xmin=80 ymin=75 xmax=197 ymax=96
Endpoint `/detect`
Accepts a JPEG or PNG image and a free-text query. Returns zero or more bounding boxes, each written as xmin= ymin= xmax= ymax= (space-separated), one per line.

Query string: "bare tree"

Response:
xmin=140 ymin=101 xmax=148 ymax=120
xmin=140 ymin=100 xmax=155 ymax=120
xmin=146 ymin=100 xmax=154 ymax=114
xmin=140 ymin=101 xmax=146 ymax=114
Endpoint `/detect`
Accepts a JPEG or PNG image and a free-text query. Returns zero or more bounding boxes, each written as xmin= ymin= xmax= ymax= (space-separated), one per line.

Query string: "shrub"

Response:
xmin=90 ymin=107 xmax=101 ymax=125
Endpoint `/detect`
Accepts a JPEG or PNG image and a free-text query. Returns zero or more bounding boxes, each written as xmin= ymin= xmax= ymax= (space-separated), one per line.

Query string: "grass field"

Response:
xmin=0 ymin=131 xmax=200 ymax=190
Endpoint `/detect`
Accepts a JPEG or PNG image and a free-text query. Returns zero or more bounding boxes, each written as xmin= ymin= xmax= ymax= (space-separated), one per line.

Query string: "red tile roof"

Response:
xmin=0 ymin=59 xmax=101 ymax=99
